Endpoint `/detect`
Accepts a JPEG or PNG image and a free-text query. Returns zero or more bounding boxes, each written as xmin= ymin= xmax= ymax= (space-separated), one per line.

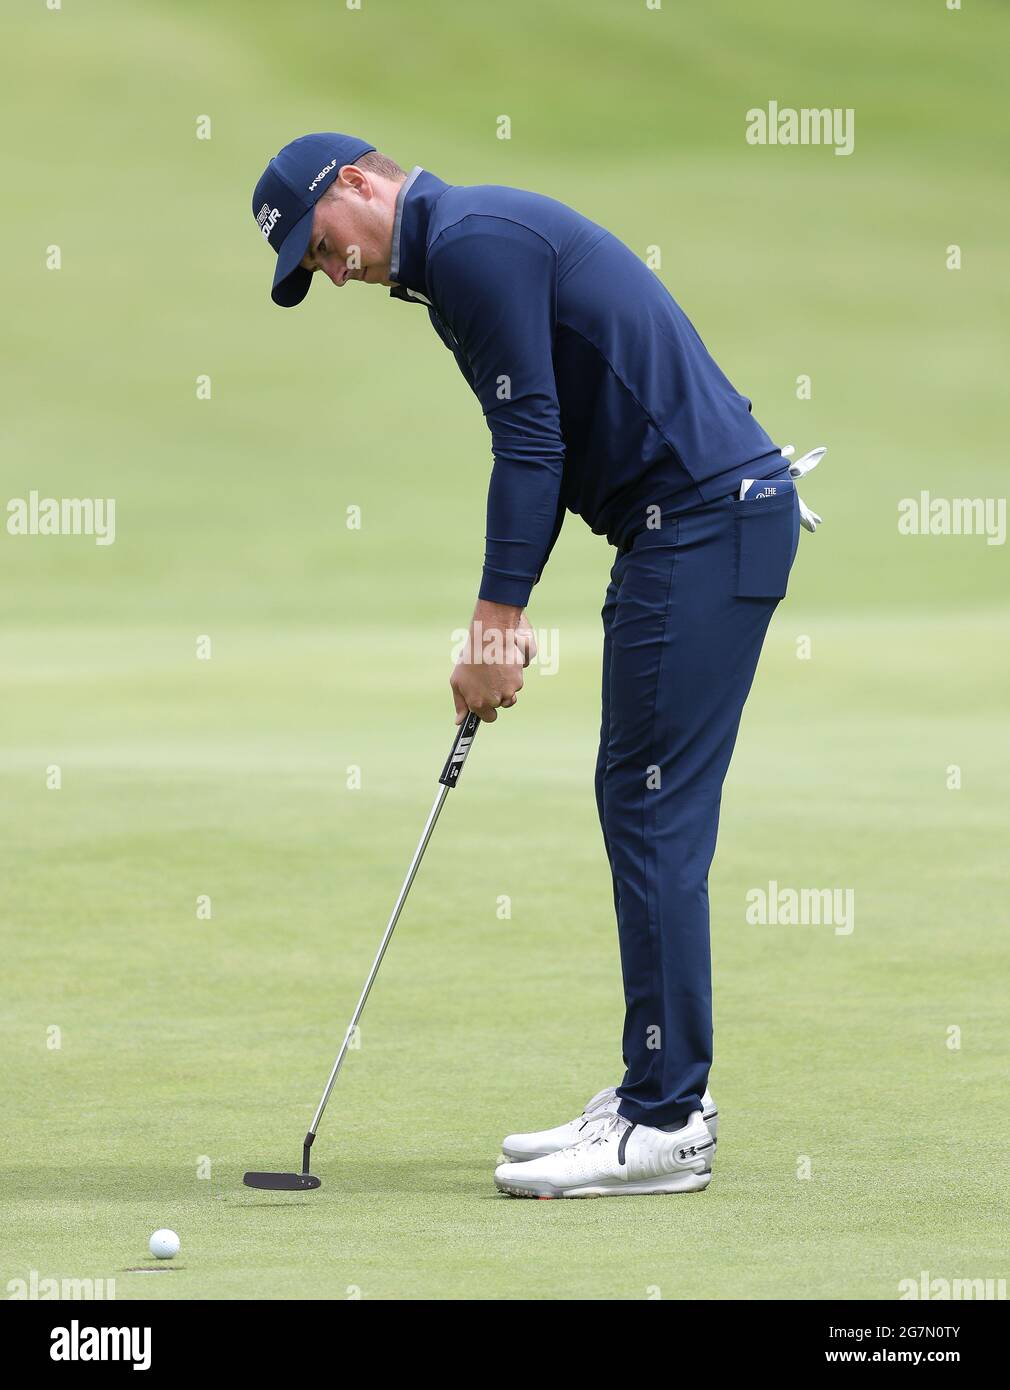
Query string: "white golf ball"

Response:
xmin=148 ymin=1228 xmax=180 ymax=1260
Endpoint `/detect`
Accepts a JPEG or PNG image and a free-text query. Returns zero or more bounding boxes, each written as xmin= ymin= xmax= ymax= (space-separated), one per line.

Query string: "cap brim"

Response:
xmin=270 ymin=204 xmax=315 ymax=307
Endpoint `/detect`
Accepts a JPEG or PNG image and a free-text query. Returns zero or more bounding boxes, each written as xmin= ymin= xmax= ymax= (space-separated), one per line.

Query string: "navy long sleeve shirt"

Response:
xmin=389 ymin=167 xmax=783 ymax=608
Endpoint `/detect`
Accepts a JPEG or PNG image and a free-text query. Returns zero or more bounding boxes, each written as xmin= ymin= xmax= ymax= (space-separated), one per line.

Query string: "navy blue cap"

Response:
xmin=252 ymin=133 xmax=376 ymax=307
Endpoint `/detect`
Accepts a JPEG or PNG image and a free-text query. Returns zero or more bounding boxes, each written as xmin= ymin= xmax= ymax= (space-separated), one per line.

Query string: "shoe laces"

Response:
xmin=580 ymin=1110 xmax=630 ymax=1149
xmin=573 ymin=1090 xmax=620 ymax=1141
xmin=582 ymin=1087 xmax=617 ymax=1116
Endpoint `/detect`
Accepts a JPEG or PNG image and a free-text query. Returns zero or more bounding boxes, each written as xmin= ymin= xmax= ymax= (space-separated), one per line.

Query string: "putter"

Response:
xmin=244 ymin=710 xmax=482 ymax=1191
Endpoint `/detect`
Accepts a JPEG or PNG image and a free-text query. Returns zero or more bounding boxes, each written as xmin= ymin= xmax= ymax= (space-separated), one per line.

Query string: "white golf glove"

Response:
xmin=780 ymin=444 xmax=827 ymax=532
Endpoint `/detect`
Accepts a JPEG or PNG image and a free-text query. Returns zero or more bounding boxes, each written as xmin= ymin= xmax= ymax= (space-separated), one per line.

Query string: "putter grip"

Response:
xmin=439 ymin=710 xmax=481 ymax=788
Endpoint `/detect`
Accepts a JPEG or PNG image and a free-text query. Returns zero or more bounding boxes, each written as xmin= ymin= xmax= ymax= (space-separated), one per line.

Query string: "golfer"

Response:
xmin=251 ymin=133 xmax=818 ymax=1198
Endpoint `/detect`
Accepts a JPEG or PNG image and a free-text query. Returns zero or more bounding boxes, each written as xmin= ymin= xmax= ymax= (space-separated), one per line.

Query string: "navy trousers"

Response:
xmin=596 ymin=478 xmax=800 ymax=1128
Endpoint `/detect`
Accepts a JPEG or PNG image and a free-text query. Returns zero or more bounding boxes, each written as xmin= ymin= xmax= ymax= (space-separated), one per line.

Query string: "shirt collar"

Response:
xmin=388 ymin=166 xmax=451 ymax=301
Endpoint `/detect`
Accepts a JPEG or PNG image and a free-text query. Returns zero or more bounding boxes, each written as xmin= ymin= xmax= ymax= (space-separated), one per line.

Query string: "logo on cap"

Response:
xmin=308 ymin=158 xmax=339 ymax=192
xmin=256 ymin=203 xmax=282 ymax=242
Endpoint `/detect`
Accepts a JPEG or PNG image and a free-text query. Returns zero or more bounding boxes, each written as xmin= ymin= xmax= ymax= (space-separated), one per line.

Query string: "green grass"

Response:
xmin=2 ymin=0 xmax=1008 ymax=1300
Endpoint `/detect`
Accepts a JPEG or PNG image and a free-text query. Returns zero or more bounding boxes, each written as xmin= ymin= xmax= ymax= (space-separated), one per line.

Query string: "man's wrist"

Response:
xmin=473 ymin=597 xmax=523 ymax=630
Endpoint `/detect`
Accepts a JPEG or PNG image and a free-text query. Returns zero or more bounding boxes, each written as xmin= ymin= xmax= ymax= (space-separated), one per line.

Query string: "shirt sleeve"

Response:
xmin=427 ymin=218 xmax=565 ymax=608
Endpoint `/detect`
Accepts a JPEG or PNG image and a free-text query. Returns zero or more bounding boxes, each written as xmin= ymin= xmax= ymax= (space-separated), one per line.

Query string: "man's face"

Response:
xmin=300 ymin=165 xmax=397 ymax=289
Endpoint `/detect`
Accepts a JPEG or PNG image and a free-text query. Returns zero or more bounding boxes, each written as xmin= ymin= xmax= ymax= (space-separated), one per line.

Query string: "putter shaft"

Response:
xmin=302 ymin=713 xmax=481 ymax=1169
xmin=307 ymin=781 xmax=450 ymax=1138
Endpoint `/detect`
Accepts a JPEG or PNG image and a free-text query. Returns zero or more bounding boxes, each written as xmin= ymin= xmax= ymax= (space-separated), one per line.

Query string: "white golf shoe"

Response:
xmin=494 ymin=1110 xmax=714 ymax=1199
xmin=500 ymin=1086 xmax=719 ymax=1165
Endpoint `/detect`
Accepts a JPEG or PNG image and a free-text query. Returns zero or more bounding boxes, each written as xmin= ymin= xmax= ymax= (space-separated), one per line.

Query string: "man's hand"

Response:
xmin=451 ymin=601 xmax=537 ymax=723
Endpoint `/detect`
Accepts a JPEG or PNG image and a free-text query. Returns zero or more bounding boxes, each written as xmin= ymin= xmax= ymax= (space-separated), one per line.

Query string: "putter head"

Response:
xmin=243 ymin=1171 xmax=321 ymax=1191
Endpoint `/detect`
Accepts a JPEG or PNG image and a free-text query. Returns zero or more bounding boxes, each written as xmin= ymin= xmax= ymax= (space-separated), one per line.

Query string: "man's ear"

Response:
xmin=340 ymin=164 xmax=370 ymax=198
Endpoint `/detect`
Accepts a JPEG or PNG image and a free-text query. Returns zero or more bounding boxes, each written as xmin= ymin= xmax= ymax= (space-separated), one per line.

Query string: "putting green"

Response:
xmin=2 ymin=0 xmax=1007 ymax=1300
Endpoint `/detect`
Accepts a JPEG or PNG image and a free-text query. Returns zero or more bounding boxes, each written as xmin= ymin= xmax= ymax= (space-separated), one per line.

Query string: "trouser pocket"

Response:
xmin=732 ymin=490 xmax=799 ymax=598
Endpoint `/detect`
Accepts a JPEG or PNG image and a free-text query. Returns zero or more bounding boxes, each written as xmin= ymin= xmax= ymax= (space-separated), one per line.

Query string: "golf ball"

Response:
xmin=148 ymin=1228 xmax=180 ymax=1260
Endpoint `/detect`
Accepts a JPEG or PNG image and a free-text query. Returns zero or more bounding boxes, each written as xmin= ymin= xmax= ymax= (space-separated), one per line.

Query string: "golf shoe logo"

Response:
xmin=256 ymin=203 xmax=282 ymax=242
xmin=676 ymin=1140 xmax=713 ymax=1162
